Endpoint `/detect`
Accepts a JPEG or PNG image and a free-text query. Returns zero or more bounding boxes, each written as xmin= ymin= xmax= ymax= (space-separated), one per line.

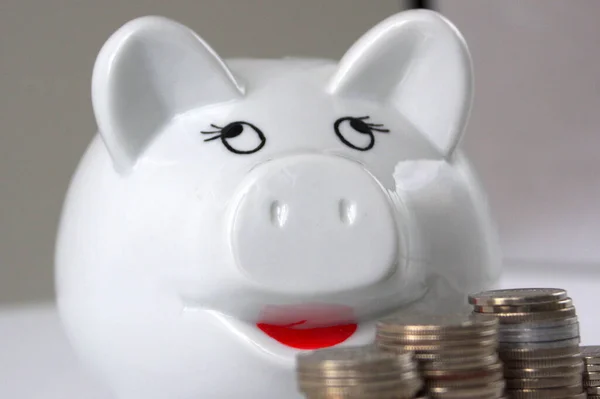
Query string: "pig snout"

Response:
xmin=229 ymin=153 xmax=400 ymax=294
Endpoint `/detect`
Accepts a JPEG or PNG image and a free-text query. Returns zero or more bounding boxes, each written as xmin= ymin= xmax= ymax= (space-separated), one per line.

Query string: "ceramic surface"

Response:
xmin=55 ymin=9 xmax=501 ymax=399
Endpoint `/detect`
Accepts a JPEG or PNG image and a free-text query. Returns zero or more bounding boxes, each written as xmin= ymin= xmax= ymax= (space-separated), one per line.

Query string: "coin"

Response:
xmin=298 ymin=370 xmax=420 ymax=386
xmin=497 ymin=316 xmax=578 ymax=331
xmin=498 ymin=345 xmax=581 ymax=360
xmin=409 ymin=348 xmax=498 ymax=363
xmin=376 ymin=329 xmax=498 ymax=341
xmin=425 ymin=372 xmax=503 ymax=388
xmin=498 ymin=337 xmax=580 ymax=350
xmin=505 ymin=374 xmax=582 ymax=389
xmin=468 ymin=288 xmax=567 ymax=306
xmin=375 ymin=311 xmax=505 ymax=398
xmin=377 ymin=312 xmax=498 ymax=334
xmin=503 ymin=354 xmax=583 ymax=369
xmin=584 ymin=371 xmax=600 ymax=379
xmin=299 ymin=380 xmax=423 ymax=397
xmin=377 ymin=341 xmax=498 ymax=358
xmin=296 ymin=345 xmax=412 ymax=372
xmin=497 ymin=322 xmax=579 ymax=342
xmin=508 ymin=387 xmax=585 ymax=398
xmin=475 ymin=307 xmax=577 ymax=324
xmin=378 ymin=336 xmax=498 ymax=349
xmin=474 ymin=298 xmax=573 ymax=314
xmin=581 ymin=346 xmax=600 ymax=399
xmin=582 ymin=346 xmax=600 ymax=364
xmin=421 ymin=353 xmax=499 ymax=370
xmin=297 ymin=366 xmax=416 ymax=379
xmin=422 ymin=361 xmax=502 ymax=378
xmin=426 ymin=379 xmax=505 ymax=398
xmin=503 ymin=362 xmax=584 ymax=378
xmin=296 ymin=344 xmax=423 ymax=399
xmin=467 ymin=287 xmax=583 ymax=399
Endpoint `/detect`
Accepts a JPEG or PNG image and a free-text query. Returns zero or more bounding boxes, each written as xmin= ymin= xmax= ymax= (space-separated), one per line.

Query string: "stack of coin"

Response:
xmin=469 ymin=288 xmax=585 ymax=398
xmin=582 ymin=346 xmax=600 ymax=398
xmin=295 ymin=345 xmax=424 ymax=398
xmin=375 ymin=313 xmax=506 ymax=398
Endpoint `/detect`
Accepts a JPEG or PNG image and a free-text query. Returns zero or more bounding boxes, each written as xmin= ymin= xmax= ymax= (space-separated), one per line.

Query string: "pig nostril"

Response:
xmin=338 ymin=199 xmax=357 ymax=226
xmin=270 ymin=201 xmax=289 ymax=228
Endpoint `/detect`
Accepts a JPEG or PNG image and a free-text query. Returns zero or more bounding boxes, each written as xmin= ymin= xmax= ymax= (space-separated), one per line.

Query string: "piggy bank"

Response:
xmin=55 ymin=9 xmax=501 ymax=399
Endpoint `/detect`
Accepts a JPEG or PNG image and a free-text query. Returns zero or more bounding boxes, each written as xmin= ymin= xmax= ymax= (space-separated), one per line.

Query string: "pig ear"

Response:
xmin=92 ymin=16 xmax=243 ymax=173
xmin=327 ymin=10 xmax=473 ymax=157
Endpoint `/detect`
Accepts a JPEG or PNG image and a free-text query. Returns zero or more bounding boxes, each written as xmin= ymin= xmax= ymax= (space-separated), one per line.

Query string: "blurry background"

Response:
xmin=1 ymin=0 xmax=599 ymax=305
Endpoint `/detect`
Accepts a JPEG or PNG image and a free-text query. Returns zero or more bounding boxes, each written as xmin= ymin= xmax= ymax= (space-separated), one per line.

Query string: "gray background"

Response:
xmin=1 ymin=0 xmax=599 ymax=305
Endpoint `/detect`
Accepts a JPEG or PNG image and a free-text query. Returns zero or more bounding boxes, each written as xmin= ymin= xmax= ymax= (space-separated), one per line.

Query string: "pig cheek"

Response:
xmin=166 ymin=184 xmax=241 ymax=306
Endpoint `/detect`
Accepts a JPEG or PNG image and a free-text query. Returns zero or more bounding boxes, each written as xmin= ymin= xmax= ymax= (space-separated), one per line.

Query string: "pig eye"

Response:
xmin=201 ymin=121 xmax=266 ymax=155
xmin=333 ymin=116 xmax=389 ymax=151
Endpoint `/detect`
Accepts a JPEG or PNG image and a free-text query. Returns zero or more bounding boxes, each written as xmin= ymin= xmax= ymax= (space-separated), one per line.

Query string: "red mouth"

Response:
xmin=256 ymin=320 xmax=357 ymax=350
xmin=256 ymin=305 xmax=357 ymax=350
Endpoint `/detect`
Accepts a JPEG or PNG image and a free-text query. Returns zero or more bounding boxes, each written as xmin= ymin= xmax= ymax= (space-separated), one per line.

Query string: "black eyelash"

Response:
xmin=369 ymin=126 xmax=390 ymax=133
xmin=202 ymin=134 xmax=222 ymax=142
xmin=200 ymin=124 xmax=225 ymax=142
xmin=355 ymin=116 xmax=390 ymax=133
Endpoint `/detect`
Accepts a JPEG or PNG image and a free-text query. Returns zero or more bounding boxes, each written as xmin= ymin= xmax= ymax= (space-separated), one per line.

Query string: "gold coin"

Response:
xmin=474 ymin=298 xmax=573 ymax=313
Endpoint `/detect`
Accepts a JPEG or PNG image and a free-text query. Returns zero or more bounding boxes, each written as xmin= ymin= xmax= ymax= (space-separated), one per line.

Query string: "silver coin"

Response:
xmin=582 ymin=346 xmax=600 ymax=361
xmin=498 ymin=323 xmax=580 ymax=343
xmin=498 ymin=321 xmax=579 ymax=335
xmin=498 ymin=316 xmax=578 ymax=331
xmin=468 ymin=288 xmax=567 ymax=306
xmin=498 ymin=337 xmax=580 ymax=350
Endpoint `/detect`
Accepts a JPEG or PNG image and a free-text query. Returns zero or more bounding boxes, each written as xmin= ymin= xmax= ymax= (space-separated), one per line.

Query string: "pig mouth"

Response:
xmin=256 ymin=320 xmax=358 ymax=350
xmin=255 ymin=304 xmax=358 ymax=350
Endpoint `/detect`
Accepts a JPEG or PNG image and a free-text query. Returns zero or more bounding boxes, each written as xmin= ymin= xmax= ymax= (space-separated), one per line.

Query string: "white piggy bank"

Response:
xmin=55 ymin=9 xmax=501 ymax=399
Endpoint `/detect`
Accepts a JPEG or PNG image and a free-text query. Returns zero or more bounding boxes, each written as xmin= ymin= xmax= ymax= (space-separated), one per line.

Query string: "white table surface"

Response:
xmin=1 ymin=262 xmax=599 ymax=398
